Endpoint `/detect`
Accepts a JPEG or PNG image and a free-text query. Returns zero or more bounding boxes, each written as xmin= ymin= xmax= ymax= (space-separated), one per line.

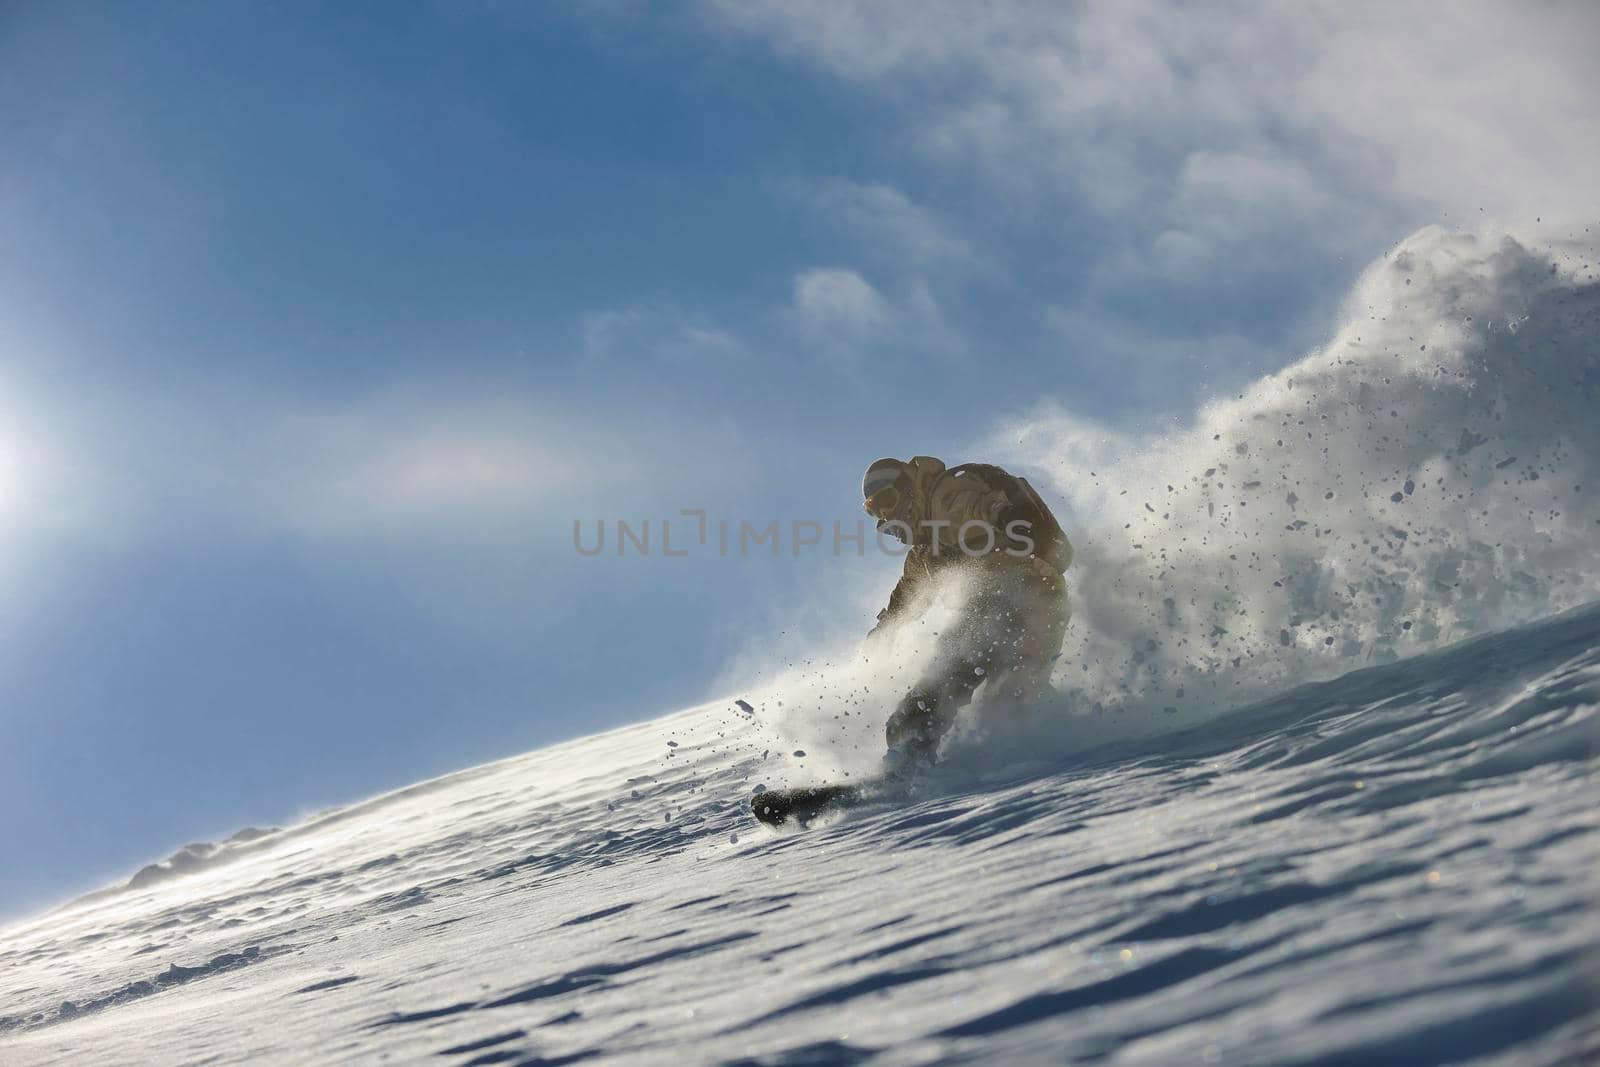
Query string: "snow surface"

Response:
xmin=2 ymin=602 xmax=1597 ymax=1064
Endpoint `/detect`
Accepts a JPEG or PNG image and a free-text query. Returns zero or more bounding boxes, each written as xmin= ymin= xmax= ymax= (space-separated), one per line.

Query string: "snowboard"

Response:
xmin=750 ymin=774 xmax=920 ymax=826
xmin=750 ymin=782 xmax=869 ymax=827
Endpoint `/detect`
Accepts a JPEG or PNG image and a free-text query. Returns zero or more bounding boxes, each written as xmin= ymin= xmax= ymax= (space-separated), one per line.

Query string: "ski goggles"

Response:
xmin=863 ymin=484 xmax=902 ymax=520
xmin=863 ymin=460 xmax=910 ymax=520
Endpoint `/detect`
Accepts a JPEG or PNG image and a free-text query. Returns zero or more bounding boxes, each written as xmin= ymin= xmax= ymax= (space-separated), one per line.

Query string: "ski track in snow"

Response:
xmin=2 ymin=603 xmax=1597 ymax=1065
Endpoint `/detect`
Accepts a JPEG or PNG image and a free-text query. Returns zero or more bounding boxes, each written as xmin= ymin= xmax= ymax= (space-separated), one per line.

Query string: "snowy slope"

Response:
xmin=3 ymin=602 xmax=1597 ymax=1065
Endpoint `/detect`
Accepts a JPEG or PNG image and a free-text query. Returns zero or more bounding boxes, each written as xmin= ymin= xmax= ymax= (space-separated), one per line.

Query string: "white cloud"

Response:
xmin=0 ymin=377 xmax=755 ymax=549
xmin=1296 ymin=1 xmax=1600 ymax=227
xmin=240 ymin=390 xmax=756 ymax=541
xmin=253 ymin=399 xmax=604 ymax=537
xmin=789 ymin=267 xmax=959 ymax=366
xmin=581 ymin=302 xmax=741 ymax=365
xmin=789 ymin=178 xmax=975 ymax=270
xmin=697 ymin=0 xmax=1598 ymax=284
xmin=792 ymin=267 xmax=891 ymax=343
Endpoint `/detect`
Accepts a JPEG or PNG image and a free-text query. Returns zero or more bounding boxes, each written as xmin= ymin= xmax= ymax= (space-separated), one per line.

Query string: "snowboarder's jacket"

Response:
xmin=873 ymin=456 xmax=1071 ymax=633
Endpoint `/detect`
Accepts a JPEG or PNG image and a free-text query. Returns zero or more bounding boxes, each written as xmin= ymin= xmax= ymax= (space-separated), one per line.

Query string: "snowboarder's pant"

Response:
xmin=885 ymin=567 xmax=1068 ymax=761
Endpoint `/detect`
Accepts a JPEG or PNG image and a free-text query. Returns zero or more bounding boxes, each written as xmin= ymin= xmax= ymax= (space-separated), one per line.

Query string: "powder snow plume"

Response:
xmin=723 ymin=225 xmax=1600 ymax=772
xmin=982 ymin=225 xmax=1600 ymax=742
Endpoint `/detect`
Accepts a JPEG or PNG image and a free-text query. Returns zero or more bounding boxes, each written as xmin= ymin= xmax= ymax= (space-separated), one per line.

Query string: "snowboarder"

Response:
xmin=862 ymin=456 xmax=1072 ymax=773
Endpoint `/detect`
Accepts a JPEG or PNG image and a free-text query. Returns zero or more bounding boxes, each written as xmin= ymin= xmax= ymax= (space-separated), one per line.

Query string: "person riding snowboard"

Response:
xmin=861 ymin=456 xmax=1072 ymax=773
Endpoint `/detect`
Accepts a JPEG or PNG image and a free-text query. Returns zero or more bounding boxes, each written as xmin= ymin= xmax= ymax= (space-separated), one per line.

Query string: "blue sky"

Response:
xmin=2 ymin=1 xmax=1594 ymax=916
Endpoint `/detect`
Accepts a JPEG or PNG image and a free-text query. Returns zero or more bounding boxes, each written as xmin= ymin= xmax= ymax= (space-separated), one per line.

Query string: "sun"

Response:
xmin=0 ymin=430 xmax=24 ymax=521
